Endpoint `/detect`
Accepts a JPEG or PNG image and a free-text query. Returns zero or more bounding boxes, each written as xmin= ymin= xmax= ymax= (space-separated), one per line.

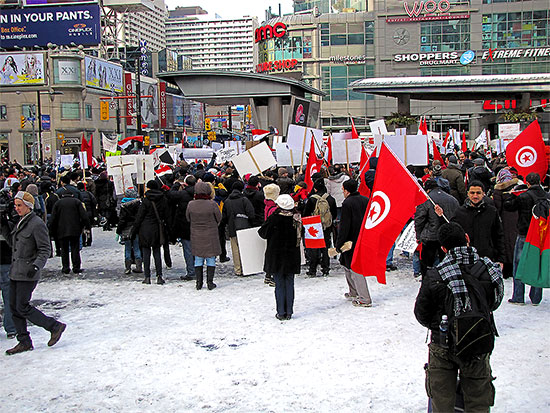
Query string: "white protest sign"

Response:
xmin=106 ymin=155 xmax=138 ymax=176
xmin=212 ymin=142 xmax=223 ymax=151
xmin=286 ymin=124 xmax=324 ymax=155
xmin=101 ymin=133 xmax=118 ymax=153
xmin=332 ymin=139 xmax=362 ymax=164
xmin=112 ymin=172 xmax=134 ymax=196
xmin=232 ymin=142 xmax=277 ymax=177
xmin=78 ymin=152 xmax=88 ymax=169
xmin=395 ymin=221 xmax=418 ymax=254
xmin=224 ymin=141 xmax=245 ymax=154
xmin=135 ymin=155 xmax=155 ymax=184
xmin=490 ymin=138 xmax=512 ymax=154
xmin=236 ymin=227 xmax=267 ymax=275
xmin=272 ymin=136 xmax=284 ymax=146
xmin=216 ymin=147 xmax=238 ymax=163
xmin=384 ymin=135 xmax=428 ymax=166
xmin=369 ymin=119 xmax=388 ymax=135
xmin=498 ymin=123 xmax=520 ymax=140
xmin=181 ymin=148 xmax=214 ymax=160
xmin=332 ymin=132 xmax=353 ymax=141
xmin=60 ymin=155 xmax=74 ymax=168
xmin=275 ymin=143 xmax=306 ymax=167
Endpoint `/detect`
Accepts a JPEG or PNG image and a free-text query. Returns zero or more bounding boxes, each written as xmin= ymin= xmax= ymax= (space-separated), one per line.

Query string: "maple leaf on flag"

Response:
xmin=308 ymin=226 xmax=319 ymax=238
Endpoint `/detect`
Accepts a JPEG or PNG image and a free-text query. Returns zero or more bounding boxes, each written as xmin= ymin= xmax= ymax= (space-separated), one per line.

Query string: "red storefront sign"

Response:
xmin=124 ymin=73 xmax=134 ymax=126
xmin=256 ymin=59 xmax=298 ymax=73
xmin=159 ymin=81 xmax=167 ymax=129
xmin=483 ymin=99 xmax=548 ymax=111
xmin=255 ymin=22 xmax=287 ymax=43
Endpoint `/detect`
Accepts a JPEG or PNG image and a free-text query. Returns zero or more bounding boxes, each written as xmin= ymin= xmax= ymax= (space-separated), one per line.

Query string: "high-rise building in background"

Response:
xmin=166 ymin=8 xmax=258 ymax=72
xmin=119 ymin=0 xmax=168 ymax=52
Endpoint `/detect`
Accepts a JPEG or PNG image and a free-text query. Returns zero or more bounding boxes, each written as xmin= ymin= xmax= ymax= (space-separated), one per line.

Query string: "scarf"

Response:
xmin=437 ymin=246 xmax=504 ymax=316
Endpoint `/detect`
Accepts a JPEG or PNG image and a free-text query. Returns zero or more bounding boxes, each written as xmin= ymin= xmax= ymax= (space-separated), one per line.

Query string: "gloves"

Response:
xmin=27 ymin=264 xmax=39 ymax=278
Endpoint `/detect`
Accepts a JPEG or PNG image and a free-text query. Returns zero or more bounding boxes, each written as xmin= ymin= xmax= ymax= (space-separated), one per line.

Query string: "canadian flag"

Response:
xmin=351 ymin=143 xmax=428 ymax=284
xmin=304 ymin=136 xmax=323 ymax=192
xmin=505 ymin=119 xmax=548 ymax=181
xmin=303 ymin=215 xmax=326 ymax=248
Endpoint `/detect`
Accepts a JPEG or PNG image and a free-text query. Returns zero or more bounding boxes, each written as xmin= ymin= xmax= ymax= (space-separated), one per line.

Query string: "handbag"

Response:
xmin=119 ymin=227 xmax=132 ymax=242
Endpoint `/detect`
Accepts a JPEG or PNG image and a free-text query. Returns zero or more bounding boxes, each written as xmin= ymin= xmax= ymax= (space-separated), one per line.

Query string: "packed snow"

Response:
xmin=1 ymin=229 xmax=548 ymax=412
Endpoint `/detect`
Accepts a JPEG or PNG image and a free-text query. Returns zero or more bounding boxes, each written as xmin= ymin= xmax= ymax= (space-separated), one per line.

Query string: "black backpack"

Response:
xmin=441 ymin=261 xmax=497 ymax=361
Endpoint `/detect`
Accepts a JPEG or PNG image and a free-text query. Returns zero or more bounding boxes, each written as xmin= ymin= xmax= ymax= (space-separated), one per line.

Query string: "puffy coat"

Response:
xmin=79 ymin=190 xmax=97 ymax=221
xmin=324 ymin=173 xmax=350 ymax=208
xmin=116 ymin=198 xmax=141 ymax=237
xmin=415 ymin=188 xmax=459 ymax=243
xmin=258 ymin=211 xmax=301 ymax=275
xmin=336 ymin=191 xmax=369 ymax=269
xmin=132 ymin=189 xmax=168 ymax=248
xmin=222 ymin=190 xmax=255 ymax=237
xmin=186 ymin=182 xmax=222 ymax=258
xmin=10 ymin=212 xmax=51 ymax=282
xmin=451 ymin=200 xmax=505 ymax=262
xmin=49 ymin=192 xmax=90 ymax=239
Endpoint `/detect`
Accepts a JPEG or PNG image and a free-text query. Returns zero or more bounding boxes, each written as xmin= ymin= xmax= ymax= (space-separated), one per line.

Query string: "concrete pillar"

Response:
xmin=267 ymin=96 xmax=283 ymax=135
xmin=397 ymin=94 xmax=411 ymax=115
xmin=520 ymin=93 xmax=531 ymax=111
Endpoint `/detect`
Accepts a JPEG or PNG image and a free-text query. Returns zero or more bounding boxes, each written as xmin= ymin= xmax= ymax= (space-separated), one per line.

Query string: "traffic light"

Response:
xmin=20 ymin=116 xmax=26 ymax=129
xmin=205 ymin=118 xmax=211 ymax=131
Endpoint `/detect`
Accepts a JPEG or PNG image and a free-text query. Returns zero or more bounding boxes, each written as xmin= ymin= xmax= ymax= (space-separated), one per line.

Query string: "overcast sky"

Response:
xmin=164 ymin=0 xmax=294 ymax=22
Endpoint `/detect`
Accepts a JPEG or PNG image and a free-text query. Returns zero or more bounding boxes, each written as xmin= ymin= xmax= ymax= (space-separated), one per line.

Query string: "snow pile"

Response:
xmin=1 ymin=230 xmax=548 ymax=412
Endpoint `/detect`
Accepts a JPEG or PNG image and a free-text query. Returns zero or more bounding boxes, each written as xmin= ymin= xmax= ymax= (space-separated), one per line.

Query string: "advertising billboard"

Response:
xmin=85 ymin=56 xmax=123 ymax=93
xmin=0 ymin=52 xmax=45 ymax=86
xmin=0 ymin=4 xmax=101 ymax=49
xmin=24 ymin=0 xmax=97 ymax=5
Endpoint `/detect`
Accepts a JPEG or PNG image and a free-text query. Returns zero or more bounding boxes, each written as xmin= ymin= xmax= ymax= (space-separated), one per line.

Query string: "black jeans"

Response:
xmin=143 ymin=246 xmax=162 ymax=277
xmin=10 ymin=280 xmax=58 ymax=344
xmin=307 ymin=230 xmax=331 ymax=274
xmin=60 ymin=236 xmax=81 ymax=271
xmin=273 ymin=273 xmax=295 ymax=317
xmin=218 ymin=224 xmax=227 ymax=258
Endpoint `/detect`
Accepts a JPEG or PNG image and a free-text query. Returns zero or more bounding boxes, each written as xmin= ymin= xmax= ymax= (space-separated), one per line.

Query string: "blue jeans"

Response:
xmin=194 ymin=256 xmax=216 ymax=267
xmin=0 ymin=264 xmax=16 ymax=335
xmin=512 ymin=235 xmax=543 ymax=304
xmin=182 ymin=239 xmax=195 ymax=276
xmin=124 ymin=237 xmax=142 ymax=261
xmin=386 ymin=243 xmax=396 ymax=266
xmin=274 ymin=273 xmax=295 ymax=317
xmin=413 ymin=250 xmax=421 ymax=275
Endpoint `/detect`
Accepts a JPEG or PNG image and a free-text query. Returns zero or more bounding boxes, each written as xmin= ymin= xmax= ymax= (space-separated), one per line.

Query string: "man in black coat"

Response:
xmin=503 ymin=172 xmax=550 ymax=305
xmin=49 ymin=188 xmax=90 ymax=274
xmin=243 ymin=175 xmax=265 ymax=227
xmin=450 ymin=180 xmax=504 ymax=264
xmin=335 ymin=179 xmax=371 ymax=307
xmin=77 ymin=182 xmax=96 ymax=246
xmin=415 ymin=179 xmax=460 ymax=276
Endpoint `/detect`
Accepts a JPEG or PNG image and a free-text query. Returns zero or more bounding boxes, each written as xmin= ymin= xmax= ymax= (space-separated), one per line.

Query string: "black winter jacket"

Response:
xmin=336 ymin=192 xmax=369 ymax=269
xmin=116 ymin=198 xmax=141 ymax=236
xmin=165 ymin=184 xmax=194 ymax=241
xmin=503 ymin=184 xmax=550 ymax=236
xmin=303 ymin=190 xmax=337 ymax=222
xmin=415 ymin=188 xmax=459 ymax=243
xmin=222 ymin=190 xmax=255 ymax=237
xmin=132 ymin=189 xmax=169 ymax=248
xmin=244 ymin=186 xmax=265 ymax=227
xmin=49 ymin=193 xmax=90 ymax=239
xmin=258 ymin=211 xmax=301 ymax=275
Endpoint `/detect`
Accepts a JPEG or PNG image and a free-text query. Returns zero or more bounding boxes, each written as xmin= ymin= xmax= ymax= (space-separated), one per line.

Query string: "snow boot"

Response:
xmin=124 ymin=260 xmax=132 ymax=275
xmin=206 ymin=266 xmax=216 ymax=290
xmin=156 ymin=275 xmax=165 ymax=285
xmin=195 ymin=266 xmax=204 ymax=290
xmin=133 ymin=259 xmax=143 ymax=273
xmin=6 ymin=340 xmax=33 ymax=355
xmin=142 ymin=276 xmax=151 ymax=284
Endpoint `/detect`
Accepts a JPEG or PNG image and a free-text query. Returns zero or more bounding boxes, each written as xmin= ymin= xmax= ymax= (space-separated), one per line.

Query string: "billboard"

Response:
xmin=0 ymin=4 xmax=101 ymax=49
xmin=24 ymin=0 xmax=97 ymax=5
xmin=0 ymin=52 xmax=45 ymax=86
xmin=85 ymin=56 xmax=123 ymax=93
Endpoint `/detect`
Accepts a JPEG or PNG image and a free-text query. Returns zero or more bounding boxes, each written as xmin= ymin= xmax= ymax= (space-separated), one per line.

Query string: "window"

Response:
xmin=22 ymin=104 xmax=36 ymax=120
xmin=0 ymin=105 xmax=6 ymax=120
xmin=321 ymin=64 xmax=375 ymax=101
xmin=482 ymin=10 xmax=549 ymax=49
xmin=420 ymin=19 xmax=470 ymax=52
xmin=61 ymin=103 xmax=80 ymax=120
xmin=85 ymin=104 xmax=93 ymax=120
xmin=320 ymin=22 xmax=372 ymax=46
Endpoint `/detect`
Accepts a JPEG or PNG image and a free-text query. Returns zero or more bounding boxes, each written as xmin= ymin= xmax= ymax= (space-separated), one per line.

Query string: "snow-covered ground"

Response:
xmin=1 ymin=229 xmax=548 ymax=412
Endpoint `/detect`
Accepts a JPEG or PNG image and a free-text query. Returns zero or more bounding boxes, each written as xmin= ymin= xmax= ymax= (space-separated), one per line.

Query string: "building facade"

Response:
xmin=257 ymin=0 xmax=549 ymax=138
xmin=119 ymin=0 xmax=168 ymax=52
xmin=166 ymin=11 xmax=259 ymax=72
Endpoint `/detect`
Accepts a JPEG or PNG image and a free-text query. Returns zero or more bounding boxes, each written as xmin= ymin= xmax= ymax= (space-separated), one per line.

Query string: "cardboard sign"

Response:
xmin=232 ymin=142 xmax=277 ymax=177
xmin=332 ymin=132 xmax=353 ymax=141
xmin=286 ymin=124 xmax=324 ymax=155
xmin=112 ymin=172 xmax=134 ymax=196
xmin=369 ymin=119 xmax=388 ymax=135
xmin=275 ymin=143 xmax=306 ymax=167
xmin=384 ymin=134 xmax=428 ymax=166
xmin=498 ymin=123 xmax=521 ymax=140
xmin=78 ymin=152 xmax=88 ymax=169
xmin=135 ymin=155 xmax=155 ymax=184
xmin=224 ymin=141 xmax=245 ymax=154
xmin=332 ymin=139 xmax=362 ymax=164
xmin=181 ymin=148 xmax=214 ymax=160
xmin=216 ymin=147 xmax=238 ymax=163
xmin=236 ymin=227 xmax=267 ymax=275
xmin=106 ymin=155 xmax=138 ymax=176
xmin=395 ymin=221 xmax=417 ymax=254
xmin=60 ymin=155 xmax=74 ymax=168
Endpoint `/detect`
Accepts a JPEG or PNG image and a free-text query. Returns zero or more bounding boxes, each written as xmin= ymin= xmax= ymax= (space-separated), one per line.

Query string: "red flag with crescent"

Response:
xmin=351 ymin=143 xmax=428 ymax=284
xmin=506 ymin=119 xmax=548 ymax=181
xmin=304 ymin=136 xmax=323 ymax=192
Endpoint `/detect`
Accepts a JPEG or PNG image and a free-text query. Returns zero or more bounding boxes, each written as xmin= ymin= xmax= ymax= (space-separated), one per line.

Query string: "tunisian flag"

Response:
xmin=506 ymin=119 xmax=548 ymax=181
xmin=304 ymin=137 xmax=323 ymax=192
xmin=303 ymin=215 xmax=326 ymax=248
xmin=351 ymin=143 xmax=428 ymax=284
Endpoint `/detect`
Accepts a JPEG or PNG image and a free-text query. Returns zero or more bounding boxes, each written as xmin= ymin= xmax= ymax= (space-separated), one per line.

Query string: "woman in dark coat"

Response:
xmin=492 ymin=168 xmax=519 ymax=278
xmin=94 ymin=171 xmax=116 ymax=230
xmin=131 ymin=180 xmax=168 ymax=285
xmin=186 ymin=182 xmax=222 ymax=290
xmin=258 ymin=194 xmax=302 ymax=320
xmin=117 ymin=188 xmax=142 ymax=274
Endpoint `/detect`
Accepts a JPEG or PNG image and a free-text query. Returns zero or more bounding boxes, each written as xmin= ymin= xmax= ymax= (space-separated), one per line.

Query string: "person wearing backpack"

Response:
xmin=503 ymin=172 xmax=550 ymax=305
xmin=303 ymin=179 xmax=337 ymax=277
xmin=414 ymin=222 xmax=504 ymax=412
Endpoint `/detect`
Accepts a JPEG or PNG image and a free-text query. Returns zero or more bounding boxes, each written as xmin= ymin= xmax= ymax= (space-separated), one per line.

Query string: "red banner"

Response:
xmin=506 ymin=119 xmax=548 ymax=181
xmin=124 ymin=73 xmax=134 ymax=126
xmin=159 ymin=81 xmax=167 ymax=129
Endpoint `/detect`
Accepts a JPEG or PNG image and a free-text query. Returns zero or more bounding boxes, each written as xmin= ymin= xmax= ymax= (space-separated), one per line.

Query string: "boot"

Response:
xmin=206 ymin=266 xmax=216 ymax=290
xmin=124 ymin=260 xmax=132 ymax=275
xmin=5 ymin=340 xmax=33 ymax=355
xmin=133 ymin=259 xmax=143 ymax=273
xmin=195 ymin=266 xmax=204 ymax=290
xmin=156 ymin=275 xmax=165 ymax=285
xmin=142 ymin=276 xmax=151 ymax=284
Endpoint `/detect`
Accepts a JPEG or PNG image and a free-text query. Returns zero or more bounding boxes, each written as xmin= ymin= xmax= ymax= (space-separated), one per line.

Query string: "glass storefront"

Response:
xmin=420 ymin=20 xmax=470 ymax=52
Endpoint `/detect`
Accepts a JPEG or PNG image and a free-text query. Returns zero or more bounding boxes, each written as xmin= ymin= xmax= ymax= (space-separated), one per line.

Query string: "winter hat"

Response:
xmin=424 ymin=179 xmax=439 ymax=191
xmin=26 ymin=184 xmax=39 ymax=196
xmin=447 ymin=155 xmax=458 ymax=164
xmin=496 ymin=167 xmax=513 ymax=184
xmin=277 ymin=167 xmax=288 ymax=177
xmin=146 ymin=180 xmax=160 ymax=190
xmin=248 ymin=175 xmax=260 ymax=187
xmin=194 ymin=181 xmax=213 ymax=198
xmin=432 ymin=164 xmax=442 ymax=176
xmin=232 ymin=180 xmax=244 ymax=192
xmin=263 ymin=183 xmax=280 ymax=201
xmin=473 ymin=158 xmax=484 ymax=166
xmin=99 ymin=171 xmax=108 ymax=179
xmin=202 ymin=172 xmax=215 ymax=183
xmin=125 ymin=188 xmax=138 ymax=199
xmin=275 ymin=194 xmax=294 ymax=210
xmin=15 ymin=191 xmax=35 ymax=208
